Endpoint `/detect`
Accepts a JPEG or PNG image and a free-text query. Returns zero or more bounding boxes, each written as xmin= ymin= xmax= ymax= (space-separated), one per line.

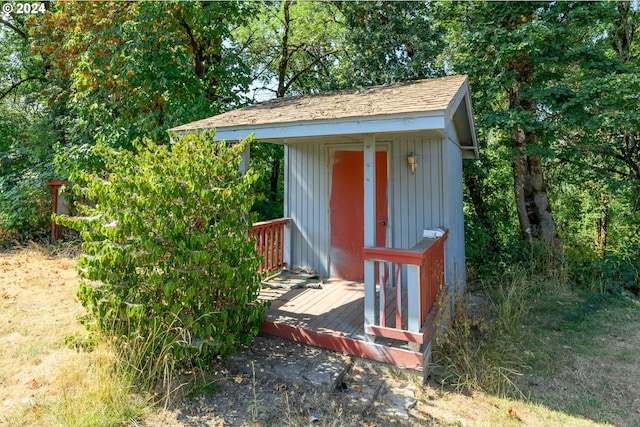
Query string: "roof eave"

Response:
xmin=171 ymin=111 xmax=447 ymax=143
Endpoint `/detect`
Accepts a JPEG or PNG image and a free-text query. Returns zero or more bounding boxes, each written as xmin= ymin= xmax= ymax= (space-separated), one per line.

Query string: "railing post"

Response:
xmin=363 ymin=134 xmax=377 ymax=342
xmin=283 ymin=218 xmax=291 ymax=269
xmin=407 ymin=264 xmax=420 ymax=333
xmin=364 ymin=260 xmax=376 ymax=341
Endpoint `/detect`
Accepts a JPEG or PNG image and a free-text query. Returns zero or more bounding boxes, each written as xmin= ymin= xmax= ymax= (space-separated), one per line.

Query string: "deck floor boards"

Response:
xmin=258 ymin=279 xmax=426 ymax=369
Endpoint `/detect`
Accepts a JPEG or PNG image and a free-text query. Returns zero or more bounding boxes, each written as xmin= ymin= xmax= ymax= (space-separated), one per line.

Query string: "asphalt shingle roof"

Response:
xmin=169 ymin=75 xmax=469 ymax=133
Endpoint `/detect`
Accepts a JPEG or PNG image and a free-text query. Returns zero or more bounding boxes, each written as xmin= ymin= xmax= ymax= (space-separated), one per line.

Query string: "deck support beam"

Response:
xmin=363 ymin=134 xmax=376 ymax=342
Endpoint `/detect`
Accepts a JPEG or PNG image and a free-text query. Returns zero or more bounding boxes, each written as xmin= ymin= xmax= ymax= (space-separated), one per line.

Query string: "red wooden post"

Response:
xmin=46 ymin=180 xmax=70 ymax=242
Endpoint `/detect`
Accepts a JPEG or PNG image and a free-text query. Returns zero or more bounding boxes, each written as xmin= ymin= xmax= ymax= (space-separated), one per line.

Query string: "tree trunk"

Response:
xmin=276 ymin=0 xmax=292 ymax=98
xmin=270 ymin=1 xmax=292 ymax=204
xmin=270 ymin=158 xmax=280 ymax=202
xmin=507 ymin=43 xmax=560 ymax=247
xmin=512 ymin=127 xmax=559 ymax=246
xmin=594 ymin=191 xmax=609 ymax=257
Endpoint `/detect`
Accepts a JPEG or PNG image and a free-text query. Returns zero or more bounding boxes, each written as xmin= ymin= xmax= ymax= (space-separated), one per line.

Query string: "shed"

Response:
xmin=170 ymin=75 xmax=478 ymax=370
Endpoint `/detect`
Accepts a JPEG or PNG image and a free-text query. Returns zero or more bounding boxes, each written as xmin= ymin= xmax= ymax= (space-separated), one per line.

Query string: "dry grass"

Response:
xmin=0 ymin=243 xmax=146 ymax=426
xmin=1 ymin=244 xmax=83 ymax=416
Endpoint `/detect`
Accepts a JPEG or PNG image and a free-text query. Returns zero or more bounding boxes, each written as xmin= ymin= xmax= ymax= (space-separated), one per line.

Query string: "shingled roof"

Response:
xmin=169 ymin=75 xmax=478 ymax=158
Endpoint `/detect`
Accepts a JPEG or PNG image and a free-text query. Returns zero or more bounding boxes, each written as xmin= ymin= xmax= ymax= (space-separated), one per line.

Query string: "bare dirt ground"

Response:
xmin=1 ymin=245 xmax=639 ymax=426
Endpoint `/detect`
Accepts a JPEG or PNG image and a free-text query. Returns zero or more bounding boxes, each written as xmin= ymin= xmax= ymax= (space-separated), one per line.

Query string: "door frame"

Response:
xmin=326 ymin=142 xmax=392 ymax=279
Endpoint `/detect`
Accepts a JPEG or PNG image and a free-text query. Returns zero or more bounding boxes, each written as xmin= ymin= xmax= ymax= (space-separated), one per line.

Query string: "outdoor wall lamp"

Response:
xmin=407 ymin=152 xmax=416 ymax=174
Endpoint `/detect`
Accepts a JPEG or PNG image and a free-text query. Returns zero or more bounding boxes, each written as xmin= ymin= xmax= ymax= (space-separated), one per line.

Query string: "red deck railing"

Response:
xmin=249 ymin=218 xmax=289 ymax=274
xmin=362 ymin=231 xmax=448 ymax=344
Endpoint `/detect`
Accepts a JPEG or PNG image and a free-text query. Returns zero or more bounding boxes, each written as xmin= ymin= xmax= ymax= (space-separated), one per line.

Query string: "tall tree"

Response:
xmin=31 ymin=1 xmax=253 ymax=157
xmin=337 ymin=0 xmax=444 ymax=86
xmin=234 ymin=0 xmax=346 ymax=218
xmin=549 ymin=1 xmax=640 ymax=255
xmin=441 ymin=1 xmax=603 ymax=247
xmin=0 ymin=6 xmax=59 ymax=238
xmin=235 ymin=0 xmax=345 ymax=98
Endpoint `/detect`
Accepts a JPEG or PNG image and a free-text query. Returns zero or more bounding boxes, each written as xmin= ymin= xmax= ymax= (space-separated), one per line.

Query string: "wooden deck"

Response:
xmin=258 ymin=279 xmax=432 ymax=370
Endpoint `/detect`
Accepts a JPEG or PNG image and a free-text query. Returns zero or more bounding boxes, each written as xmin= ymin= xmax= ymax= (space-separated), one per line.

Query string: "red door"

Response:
xmin=329 ymin=151 xmax=388 ymax=281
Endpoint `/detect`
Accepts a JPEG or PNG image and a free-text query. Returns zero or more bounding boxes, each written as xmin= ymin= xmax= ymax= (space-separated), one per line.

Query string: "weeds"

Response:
xmin=55 ymin=343 xmax=148 ymax=426
xmin=6 ymin=339 xmax=149 ymax=427
xmin=433 ymin=239 xmax=640 ymax=409
xmin=247 ymin=361 xmax=263 ymax=423
xmin=75 ymin=310 xmax=198 ymax=412
xmin=111 ymin=316 xmax=180 ymax=397
xmin=433 ymin=249 xmax=566 ymax=398
xmin=433 ymin=293 xmax=524 ymax=397
xmin=54 ymin=343 xmax=149 ymax=427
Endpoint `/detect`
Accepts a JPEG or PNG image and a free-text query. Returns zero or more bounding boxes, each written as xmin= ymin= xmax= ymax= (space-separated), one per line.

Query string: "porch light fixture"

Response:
xmin=407 ymin=152 xmax=416 ymax=174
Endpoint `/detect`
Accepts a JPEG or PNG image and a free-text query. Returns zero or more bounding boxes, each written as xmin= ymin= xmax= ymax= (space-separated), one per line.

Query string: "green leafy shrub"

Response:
xmin=0 ymin=172 xmax=51 ymax=244
xmin=57 ymin=132 xmax=267 ymax=379
xmin=569 ymin=252 xmax=640 ymax=295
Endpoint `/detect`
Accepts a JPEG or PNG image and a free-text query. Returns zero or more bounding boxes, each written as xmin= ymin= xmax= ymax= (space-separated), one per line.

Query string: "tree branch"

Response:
xmin=0 ymin=76 xmax=41 ymax=101
xmin=283 ymin=48 xmax=341 ymax=94
xmin=0 ymin=17 xmax=28 ymax=40
xmin=589 ymin=164 xmax=633 ymax=180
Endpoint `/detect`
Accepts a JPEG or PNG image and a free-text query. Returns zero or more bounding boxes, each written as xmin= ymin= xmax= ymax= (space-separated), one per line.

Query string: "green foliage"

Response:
xmin=463 ymin=138 xmax=521 ymax=263
xmin=31 ymin=0 xmax=253 ymax=175
xmin=65 ymin=331 xmax=98 ymax=352
xmin=440 ymin=0 xmax=639 ymax=255
xmin=0 ymin=173 xmax=50 ymax=242
xmin=339 ymin=0 xmax=444 ymax=86
xmin=235 ymin=0 xmax=346 ymax=97
xmin=568 ymin=249 xmax=640 ymax=295
xmin=250 ymin=142 xmax=284 ymax=221
xmin=0 ymin=10 xmax=58 ymax=243
xmin=0 ymin=109 xmax=56 ymax=242
xmin=57 ymin=132 xmax=267 ymax=378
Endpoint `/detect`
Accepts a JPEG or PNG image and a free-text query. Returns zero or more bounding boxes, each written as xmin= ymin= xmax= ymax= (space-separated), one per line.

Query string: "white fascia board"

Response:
xmin=462 ymin=148 xmax=478 ymax=159
xmin=443 ymin=123 xmax=479 ymax=160
xmin=209 ymin=112 xmax=446 ymax=143
xmin=463 ymin=92 xmax=479 ymax=155
xmin=445 ymin=81 xmax=469 ymax=122
xmin=443 ymin=81 xmax=479 ymax=159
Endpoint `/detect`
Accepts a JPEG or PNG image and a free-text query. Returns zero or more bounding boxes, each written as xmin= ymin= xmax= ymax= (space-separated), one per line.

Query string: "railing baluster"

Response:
xmin=378 ymin=261 xmax=386 ymax=327
xmin=394 ymin=263 xmax=401 ymax=329
xmin=279 ymin=224 xmax=283 ymax=268
xmin=249 ymin=218 xmax=290 ymax=275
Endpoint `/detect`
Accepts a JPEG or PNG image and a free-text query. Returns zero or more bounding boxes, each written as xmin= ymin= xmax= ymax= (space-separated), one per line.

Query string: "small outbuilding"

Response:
xmin=171 ymin=75 xmax=478 ymax=371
